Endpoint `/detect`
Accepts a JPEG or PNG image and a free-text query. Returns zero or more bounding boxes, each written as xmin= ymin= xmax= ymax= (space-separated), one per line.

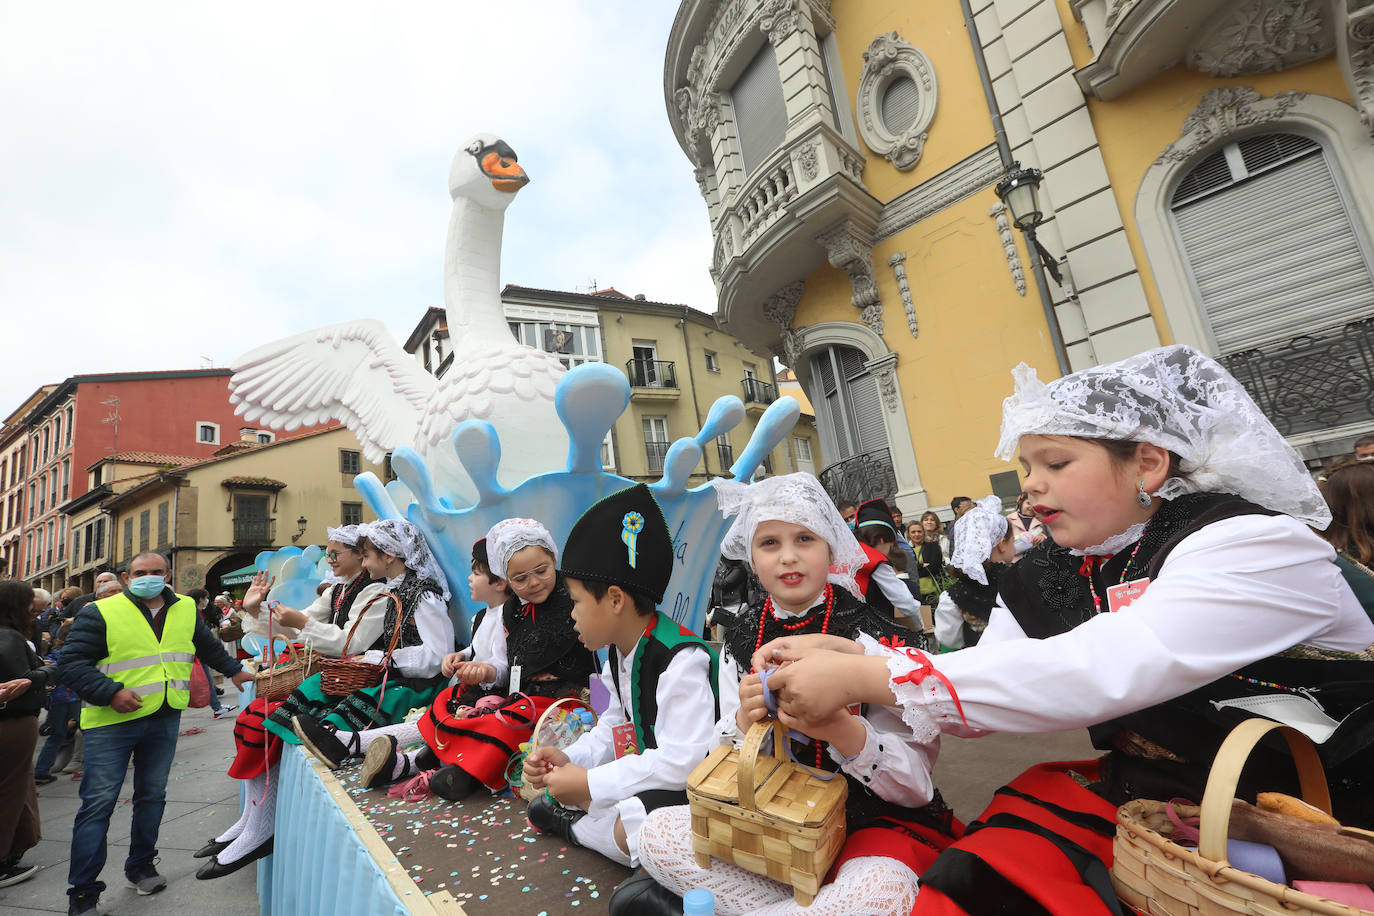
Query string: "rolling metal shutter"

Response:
xmin=881 ymin=77 xmax=921 ymax=134
xmin=731 ymin=43 xmax=787 ymax=177
xmin=1172 ymin=134 xmax=1374 ymax=354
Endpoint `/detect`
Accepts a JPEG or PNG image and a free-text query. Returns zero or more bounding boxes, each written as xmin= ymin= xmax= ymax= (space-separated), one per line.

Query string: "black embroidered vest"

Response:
xmin=369 ymin=572 xmax=439 ymax=655
xmin=329 ymin=573 xmax=379 ymax=629
xmin=1000 ymin=492 xmax=1374 ymax=824
xmin=500 ymin=575 xmax=598 ymax=699
xmin=726 ymin=588 xmax=957 ymax=838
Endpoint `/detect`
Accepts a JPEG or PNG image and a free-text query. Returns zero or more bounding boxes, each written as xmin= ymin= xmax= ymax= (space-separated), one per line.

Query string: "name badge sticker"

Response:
xmin=1106 ymin=577 xmax=1152 ymax=613
xmin=509 ymin=665 xmax=522 ymax=695
xmin=611 ymin=722 xmax=639 ymax=758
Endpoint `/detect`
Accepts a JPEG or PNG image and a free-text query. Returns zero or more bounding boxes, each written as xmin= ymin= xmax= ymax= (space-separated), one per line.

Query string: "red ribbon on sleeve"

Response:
xmin=890 ymin=647 xmax=969 ymax=728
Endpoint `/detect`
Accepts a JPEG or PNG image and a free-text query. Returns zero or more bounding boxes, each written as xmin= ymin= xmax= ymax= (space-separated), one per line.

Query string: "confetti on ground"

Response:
xmin=334 ymin=763 xmax=631 ymax=913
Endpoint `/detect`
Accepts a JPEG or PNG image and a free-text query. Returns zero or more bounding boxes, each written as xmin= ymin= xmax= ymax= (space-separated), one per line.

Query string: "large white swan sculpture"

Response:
xmin=228 ymin=133 xmax=571 ymax=505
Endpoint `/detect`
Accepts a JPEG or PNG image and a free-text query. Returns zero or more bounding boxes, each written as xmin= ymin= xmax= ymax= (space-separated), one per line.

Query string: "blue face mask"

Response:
xmin=128 ymin=575 xmax=165 ymax=599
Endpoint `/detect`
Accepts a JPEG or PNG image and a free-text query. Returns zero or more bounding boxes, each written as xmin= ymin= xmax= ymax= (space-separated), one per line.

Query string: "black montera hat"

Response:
xmin=559 ymin=483 xmax=673 ymax=604
xmin=855 ymin=498 xmax=898 ymax=538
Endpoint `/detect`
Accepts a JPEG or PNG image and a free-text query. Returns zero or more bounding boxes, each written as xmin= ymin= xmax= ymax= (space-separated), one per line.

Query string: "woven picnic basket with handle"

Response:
xmin=253 ymin=641 xmax=318 ymax=702
xmin=687 ymin=718 xmax=848 ymax=906
xmin=1112 ymin=717 xmax=1374 ymax=916
xmin=317 ymin=592 xmax=401 ymax=697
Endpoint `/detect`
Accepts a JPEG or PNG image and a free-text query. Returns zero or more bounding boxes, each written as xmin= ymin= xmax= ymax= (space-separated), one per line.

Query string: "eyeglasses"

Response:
xmin=326 ymin=549 xmax=355 ymax=561
xmin=508 ymin=564 xmax=552 ymax=587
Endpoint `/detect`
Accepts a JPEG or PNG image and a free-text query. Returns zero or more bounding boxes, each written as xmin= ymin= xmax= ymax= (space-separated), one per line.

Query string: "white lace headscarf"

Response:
xmin=485 ymin=518 xmax=557 ymax=581
xmin=712 ymin=473 xmax=867 ymax=598
xmin=996 ymin=345 xmax=1330 ymax=529
xmin=948 ymin=496 xmax=1009 ymax=585
xmin=325 ymin=524 xmax=361 ymax=546
xmin=358 ymin=518 xmax=451 ymax=600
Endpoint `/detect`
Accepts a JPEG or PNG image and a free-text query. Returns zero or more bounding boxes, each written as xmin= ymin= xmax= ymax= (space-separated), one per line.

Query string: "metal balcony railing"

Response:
xmin=626 ymin=359 xmax=678 ymax=389
xmin=1219 ymin=317 xmax=1374 ymax=437
xmin=645 ymin=441 xmax=671 ymax=474
xmin=741 ymin=377 xmax=777 ymax=404
xmin=819 ymin=449 xmax=896 ymax=507
xmin=716 ymin=442 xmax=734 ymax=470
xmin=233 ymin=517 xmax=276 ymax=546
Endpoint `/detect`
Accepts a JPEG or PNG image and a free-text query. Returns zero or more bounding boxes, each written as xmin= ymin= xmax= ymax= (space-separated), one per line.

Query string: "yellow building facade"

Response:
xmin=665 ymin=0 xmax=1374 ymax=517
xmin=97 ymin=427 xmax=382 ymax=594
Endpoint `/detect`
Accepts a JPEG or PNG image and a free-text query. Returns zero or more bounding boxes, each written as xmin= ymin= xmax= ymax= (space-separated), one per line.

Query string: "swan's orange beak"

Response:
xmin=481 ymin=151 xmax=529 ymax=193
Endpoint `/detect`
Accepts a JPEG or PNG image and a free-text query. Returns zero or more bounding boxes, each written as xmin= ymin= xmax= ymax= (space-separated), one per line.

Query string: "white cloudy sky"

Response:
xmin=0 ymin=1 xmax=717 ymax=414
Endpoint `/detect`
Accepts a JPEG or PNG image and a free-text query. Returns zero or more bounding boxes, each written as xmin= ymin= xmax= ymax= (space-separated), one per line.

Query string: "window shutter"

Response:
xmin=881 ymin=77 xmax=921 ymax=134
xmin=847 ymin=373 xmax=888 ymax=453
xmin=1173 ymin=139 xmax=1374 ymax=353
xmin=731 ymin=43 xmax=787 ymax=176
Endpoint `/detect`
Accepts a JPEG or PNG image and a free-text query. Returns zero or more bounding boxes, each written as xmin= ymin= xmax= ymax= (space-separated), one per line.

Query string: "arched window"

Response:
xmin=808 ymin=345 xmax=886 ymax=463
xmin=1170 ymin=132 xmax=1374 ymax=354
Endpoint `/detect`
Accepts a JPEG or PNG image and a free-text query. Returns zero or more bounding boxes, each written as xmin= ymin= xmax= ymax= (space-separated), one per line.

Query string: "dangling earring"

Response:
xmin=1136 ymin=480 xmax=1152 ymax=508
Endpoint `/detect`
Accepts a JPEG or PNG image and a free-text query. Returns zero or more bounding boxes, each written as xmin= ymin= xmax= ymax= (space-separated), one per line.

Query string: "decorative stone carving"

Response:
xmin=866 ymin=353 xmax=901 ymax=412
xmin=1186 ymin=0 xmax=1334 ymax=77
xmin=762 ymin=281 xmax=806 ymax=366
xmin=817 ymin=220 xmax=884 ymax=336
xmin=887 ymin=253 xmax=918 ymax=338
xmin=988 ymin=202 xmax=1027 ymax=297
xmin=1104 ymin=0 xmax=1141 ymax=32
xmin=1343 ymin=0 xmax=1374 ymax=132
xmin=759 ymin=0 xmax=803 ymax=44
xmin=1155 ymin=86 xmax=1307 ymax=164
xmin=797 ymin=139 xmax=820 ymax=180
xmin=856 ymin=32 xmax=938 ymax=171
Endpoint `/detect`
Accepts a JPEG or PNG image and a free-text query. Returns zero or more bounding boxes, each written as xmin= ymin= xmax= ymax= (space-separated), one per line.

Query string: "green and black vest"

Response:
xmin=607 ymin=611 xmax=720 ymax=752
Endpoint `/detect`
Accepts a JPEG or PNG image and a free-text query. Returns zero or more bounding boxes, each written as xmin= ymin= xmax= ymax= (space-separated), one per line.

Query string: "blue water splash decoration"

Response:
xmin=353 ymin=361 xmax=801 ymax=644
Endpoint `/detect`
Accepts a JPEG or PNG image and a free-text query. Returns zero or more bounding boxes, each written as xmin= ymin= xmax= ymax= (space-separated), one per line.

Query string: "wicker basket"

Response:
xmin=253 ymin=642 xmax=318 ymax=702
xmin=687 ymin=718 xmax=847 ymax=906
xmin=317 ymin=592 xmax=401 ymax=697
xmin=1112 ymin=718 xmax=1374 ymax=916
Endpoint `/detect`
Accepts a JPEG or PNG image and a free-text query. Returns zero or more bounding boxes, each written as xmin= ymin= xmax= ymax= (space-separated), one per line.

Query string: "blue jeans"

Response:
xmin=68 ymin=711 xmax=181 ymax=897
xmin=199 ymin=659 xmax=223 ymax=712
xmin=33 ymin=697 xmax=80 ymax=777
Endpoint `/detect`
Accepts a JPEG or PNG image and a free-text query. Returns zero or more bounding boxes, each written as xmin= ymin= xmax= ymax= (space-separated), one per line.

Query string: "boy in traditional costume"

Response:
xmin=521 ymin=483 xmax=719 ymax=869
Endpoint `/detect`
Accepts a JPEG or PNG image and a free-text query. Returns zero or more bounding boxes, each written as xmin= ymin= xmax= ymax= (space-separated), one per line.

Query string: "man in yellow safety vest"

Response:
xmin=57 ymin=551 xmax=252 ymax=916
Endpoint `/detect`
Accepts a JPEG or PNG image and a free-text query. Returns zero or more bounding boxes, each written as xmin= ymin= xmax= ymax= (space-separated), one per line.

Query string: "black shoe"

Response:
xmin=360 ymin=735 xmax=406 ymax=789
xmin=125 ymin=860 xmax=167 ymax=895
xmin=34 ymin=773 xmax=57 ymax=785
xmin=526 ymin=793 xmax=586 ymax=844
xmin=608 ymin=868 xmax=685 ymax=916
xmin=215 ymin=687 xmax=225 ymax=696
xmin=193 ymin=838 xmax=232 ymax=859
xmin=196 ymin=838 xmax=274 ymax=880
xmin=67 ymin=893 xmax=100 ymax=916
xmin=429 ymin=764 xmax=476 ymax=801
xmin=0 ymin=861 xmax=39 ymax=888
xmin=292 ymin=715 xmax=356 ymax=769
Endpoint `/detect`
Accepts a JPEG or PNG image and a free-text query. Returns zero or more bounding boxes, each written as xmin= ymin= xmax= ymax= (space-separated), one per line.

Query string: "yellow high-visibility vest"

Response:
xmin=80 ymin=591 xmax=197 ymax=730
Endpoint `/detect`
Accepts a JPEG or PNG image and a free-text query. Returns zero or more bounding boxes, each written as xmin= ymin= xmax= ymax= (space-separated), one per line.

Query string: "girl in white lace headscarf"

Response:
xmin=713 ymin=473 xmax=868 ymax=598
xmin=936 ymin=496 xmax=1016 ymax=650
xmin=357 ymin=518 xmax=449 ymax=601
xmin=744 ymin=346 xmax=1374 ymax=912
xmin=635 ymin=474 xmax=954 ymax=916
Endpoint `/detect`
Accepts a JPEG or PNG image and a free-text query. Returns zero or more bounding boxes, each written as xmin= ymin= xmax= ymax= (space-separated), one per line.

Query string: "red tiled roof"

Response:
xmin=103 ymin=451 xmax=199 ymax=467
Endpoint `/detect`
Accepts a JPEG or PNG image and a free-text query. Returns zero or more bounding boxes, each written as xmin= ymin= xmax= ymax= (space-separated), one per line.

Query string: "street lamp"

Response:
xmin=291 ymin=515 xmax=308 ymax=544
xmin=995 ymin=162 xmax=1064 ymax=286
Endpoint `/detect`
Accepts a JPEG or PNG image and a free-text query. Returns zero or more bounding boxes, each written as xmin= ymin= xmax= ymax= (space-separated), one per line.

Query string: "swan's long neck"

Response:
xmin=443 ymin=195 xmax=516 ymax=339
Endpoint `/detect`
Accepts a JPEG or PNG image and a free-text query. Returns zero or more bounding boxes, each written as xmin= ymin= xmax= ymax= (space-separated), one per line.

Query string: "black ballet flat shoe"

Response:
xmin=292 ymin=715 xmax=357 ymax=769
xmin=195 ymin=838 xmax=274 ymax=880
xmin=193 ymin=838 xmax=231 ymax=859
xmin=608 ymin=868 xmax=684 ymax=916
xmin=526 ymin=793 xmax=586 ymax=845
xmin=360 ymin=736 xmax=400 ymax=790
xmin=428 ymin=764 xmax=477 ymax=801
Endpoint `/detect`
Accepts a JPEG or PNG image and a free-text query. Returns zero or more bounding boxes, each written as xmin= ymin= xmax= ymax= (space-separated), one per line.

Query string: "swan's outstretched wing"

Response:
xmin=229 ymin=319 xmax=436 ymax=463
xmin=419 ymin=342 xmax=565 ymax=445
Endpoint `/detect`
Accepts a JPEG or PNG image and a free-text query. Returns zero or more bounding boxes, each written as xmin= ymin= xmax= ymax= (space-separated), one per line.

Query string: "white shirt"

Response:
xmin=241 ymin=574 xmax=390 ymax=658
xmin=870 ymin=562 xmax=922 ymax=627
xmin=465 ymin=604 xmax=509 ymax=689
xmin=564 ymin=634 xmax=717 ymax=804
xmin=715 ymin=600 xmax=938 ymax=809
xmin=878 ymin=515 xmax=1374 ymax=744
xmin=359 ymin=574 xmax=455 ymax=678
xmin=933 ymin=592 xmax=965 ymax=650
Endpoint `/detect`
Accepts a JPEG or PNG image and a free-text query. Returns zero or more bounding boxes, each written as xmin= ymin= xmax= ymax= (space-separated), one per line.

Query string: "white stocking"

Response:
xmin=215 ymin=772 xmax=266 ymax=843
xmin=218 ymin=772 xmax=279 ymax=865
xmin=356 ymin=720 xmax=424 ymax=754
xmin=638 ymin=806 xmax=920 ymax=916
